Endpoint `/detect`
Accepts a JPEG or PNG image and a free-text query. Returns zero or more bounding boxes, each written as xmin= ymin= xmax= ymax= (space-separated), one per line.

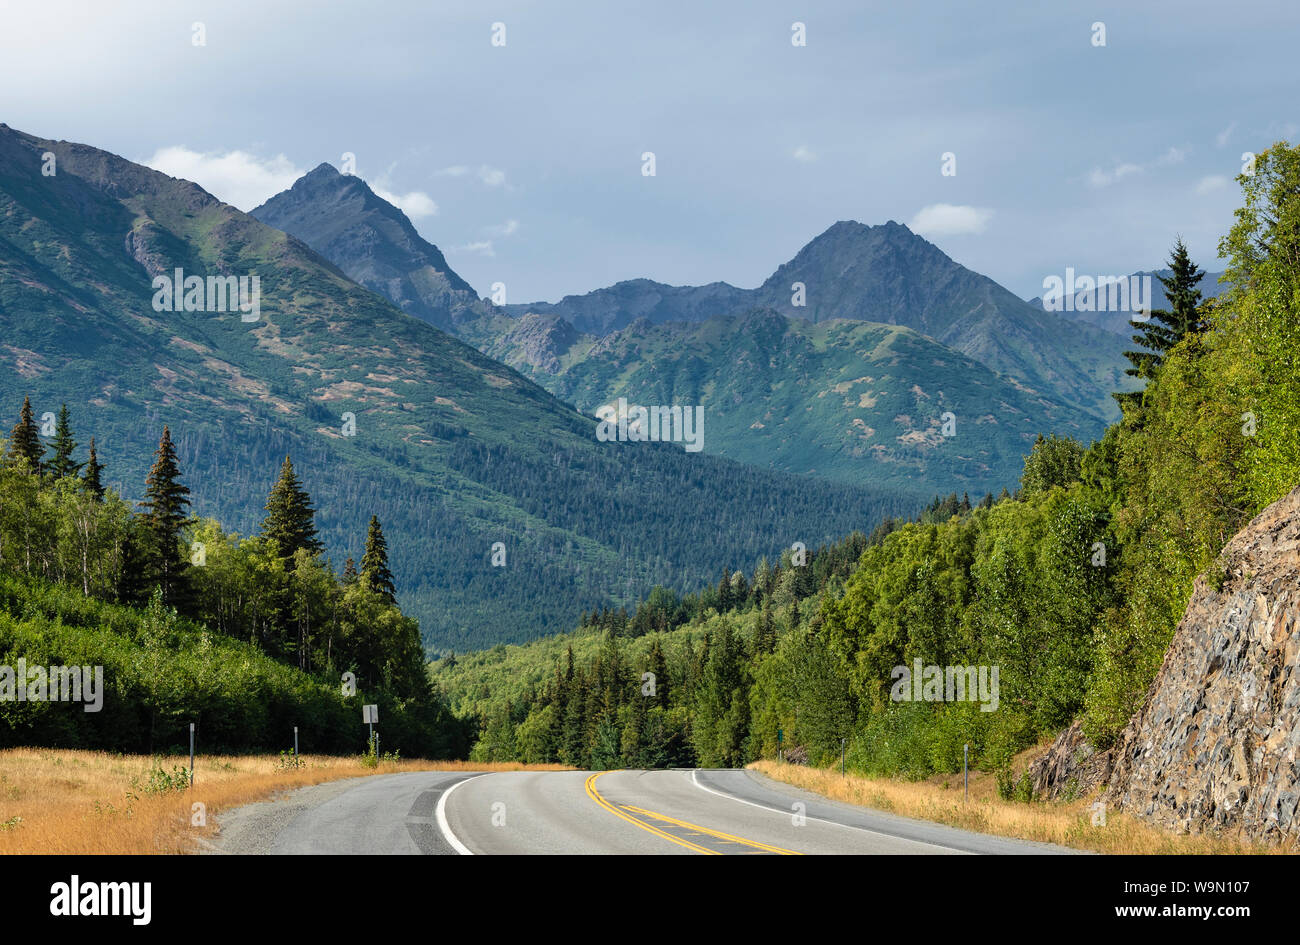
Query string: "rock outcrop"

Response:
xmin=1028 ymin=721 xmax=1113 ymax=801
xmin=1107 ymin=485 xmax=1300 ymax=842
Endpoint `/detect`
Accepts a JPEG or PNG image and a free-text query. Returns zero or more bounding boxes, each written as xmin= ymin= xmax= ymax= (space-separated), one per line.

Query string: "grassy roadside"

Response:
xmin=749 ymin=759 xmax=1291 ymax=855
xmin=0 ymin=748 xmax=568 ymax=854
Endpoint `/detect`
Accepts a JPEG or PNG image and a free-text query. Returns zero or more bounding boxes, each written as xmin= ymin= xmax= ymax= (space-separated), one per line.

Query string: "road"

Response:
xmin=209 ymin=768 xmax=1078 ymax=855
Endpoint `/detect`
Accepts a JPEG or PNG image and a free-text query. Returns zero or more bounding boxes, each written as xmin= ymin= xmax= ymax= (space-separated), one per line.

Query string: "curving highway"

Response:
xmin=209 ymin=768 xmax=1078 ymax=855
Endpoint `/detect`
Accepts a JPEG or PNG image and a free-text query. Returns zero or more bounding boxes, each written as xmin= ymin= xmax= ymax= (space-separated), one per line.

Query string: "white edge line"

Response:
xmin=436 ymin=773 xmax=488 ymax=855
xmin=688 ymin=768 xmax=963 ymax=852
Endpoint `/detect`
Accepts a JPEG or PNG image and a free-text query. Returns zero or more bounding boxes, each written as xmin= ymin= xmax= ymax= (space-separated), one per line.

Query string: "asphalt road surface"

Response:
xmin=210 ymin=768 xmax=1078 ymax=855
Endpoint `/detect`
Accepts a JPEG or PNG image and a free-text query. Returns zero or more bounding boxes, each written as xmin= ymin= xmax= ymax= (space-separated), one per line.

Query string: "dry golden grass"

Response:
xmin=0 ymin=748 xmax=568 ymax=855
xmin=750 ymin=758 xmax=1294 ymax=855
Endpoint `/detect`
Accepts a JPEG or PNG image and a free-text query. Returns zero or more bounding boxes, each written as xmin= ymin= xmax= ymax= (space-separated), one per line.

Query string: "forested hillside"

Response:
xmin=0 ymin=403 xmax=468 ymax=756
xmin=435 ymin=143 xmax=1300 ymax=783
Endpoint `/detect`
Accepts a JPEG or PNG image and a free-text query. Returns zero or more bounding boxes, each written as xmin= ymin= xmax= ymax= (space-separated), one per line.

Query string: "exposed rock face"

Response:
xmin=1107 ymin=485 xmax=1300 ymax=842
xmin=251 ymin=164 xmax=495 ymax=333
xmin=486 ymin=313 xmax=583 ymax=375
xmin=1028 ymin=721 xmax=1112 ymax=801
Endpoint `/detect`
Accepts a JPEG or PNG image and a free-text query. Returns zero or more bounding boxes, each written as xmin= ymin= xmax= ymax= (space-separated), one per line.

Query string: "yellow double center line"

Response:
xmin=584 ymin=772 xmax=801 ymax=855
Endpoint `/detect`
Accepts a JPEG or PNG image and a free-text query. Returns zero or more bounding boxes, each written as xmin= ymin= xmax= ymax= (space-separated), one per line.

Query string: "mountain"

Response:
xmin=254 ymin=171 xmax=1130 ymax=425
xmin=250 ymin=163 xmax=497 ymax=335
xmin=504 ymin=278 xmax=751 ymax=336
xmin=1027 ymin=268 xmax=1229 ymax=336
xmin=488 ymin=307 xmax=1102 ymax=495
xmin=0 ymin=123 xmax=917 ymax=651
xmin=501 ymin=221 xmax=1132 ymax=421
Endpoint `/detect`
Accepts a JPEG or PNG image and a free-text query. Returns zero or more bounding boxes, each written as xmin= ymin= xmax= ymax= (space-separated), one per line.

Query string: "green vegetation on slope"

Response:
xmin=0 ymin=405 xmax=468 ymax=756
xmin=489 ymin=308 xmax=1104 ymax=495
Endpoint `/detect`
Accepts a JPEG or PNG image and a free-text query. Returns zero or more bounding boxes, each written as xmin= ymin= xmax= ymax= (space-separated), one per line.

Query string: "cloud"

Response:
xmin=909 ymin=203 xmax=992 ymax=237
xmin=373 ymin=186 xmax=438 ymax=218
xmin=1195 ymin=175 xmax=1228 ymax=195
xmin=1216 ymin=122 xmax=1236 ymax=148
xmin=437 ymin=164 xmax=508 ymax=187
xmin=452 ymin=241 xmax=495 ymax=256
xmin=793 ymin=145 xmax=817 ymax=163
xmin=485 ymin=219 xmax=519 ymax=237
xmin=1155 ymin=146 xmax=1187 ymax=166
xmin=1087 ymin=147 xmax=1185 ymax=188
xmin=1087 ymin=162 xmax=1142 ymax=188
xmin=142 ymin=146 xmax=304 ymax=210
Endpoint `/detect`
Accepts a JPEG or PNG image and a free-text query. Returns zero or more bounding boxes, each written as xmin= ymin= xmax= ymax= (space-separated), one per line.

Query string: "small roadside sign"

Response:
xmin=363 ymin=704 xmax=379 ymax=724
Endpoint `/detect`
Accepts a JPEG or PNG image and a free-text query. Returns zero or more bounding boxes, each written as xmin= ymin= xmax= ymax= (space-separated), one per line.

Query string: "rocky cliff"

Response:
xmin=1034 ymin=485 xmax=1300 ymax=842
xmin=1106 ymin=484 xmax=1300 ymax=842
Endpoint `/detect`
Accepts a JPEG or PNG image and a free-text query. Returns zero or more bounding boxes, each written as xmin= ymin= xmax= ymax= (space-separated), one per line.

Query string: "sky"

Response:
xmin=2 ymin=0 xmax=1295 ymax=304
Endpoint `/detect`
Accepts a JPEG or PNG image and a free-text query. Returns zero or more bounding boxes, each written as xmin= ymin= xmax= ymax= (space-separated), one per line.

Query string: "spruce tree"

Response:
xmin=756 ymin=595 xmax=776 ymax=654
xmin=361 ymin=515 xmax=397 ymax=603
xmin=138 ymin=426 xmax=191 ymax=606
xmin=342 ymin=557 xmax=358 ymax=584
xmin=260 ymin=456 xmax=322 ymax=564
xmin=648 ymin=639 xmax=670 ymax=710
xmin=6 ymin=396 xmax=43 ymax=472
xmin=1116 ymin=239 xmax=1207 ymax=410
xmin=81 ymin=437 xmax=105 ymax=498
xmin=46 ymin=404 xmax=81 ymax=479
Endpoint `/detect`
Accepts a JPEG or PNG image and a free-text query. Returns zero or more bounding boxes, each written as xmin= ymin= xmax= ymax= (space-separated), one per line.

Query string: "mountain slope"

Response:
xmin=0 ymin=123 xmax=916 ymax=650
xmin=501 ymin=221 xmax=1132 ymax=421
xmin=489 ymin=307 xmax=1103 ymax=494
xmin=250 ymin=163 xmax=497 ymax=334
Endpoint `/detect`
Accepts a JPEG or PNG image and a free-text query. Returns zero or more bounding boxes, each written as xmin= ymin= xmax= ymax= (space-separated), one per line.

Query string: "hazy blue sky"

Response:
xmin=3 ymin=0 xmax=1295 ymax=303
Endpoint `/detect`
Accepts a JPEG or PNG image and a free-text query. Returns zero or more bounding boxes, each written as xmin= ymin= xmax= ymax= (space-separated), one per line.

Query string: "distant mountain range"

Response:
xmin=497 ymin=220 xmax=1133 ymax=422
xmin=0 ymin=123 xmax=914 ymax=651
xmin=255 ymin=168 xmax=1136 ymax=494
xmin=1027 ymin=269 xmax=1229 ymax=336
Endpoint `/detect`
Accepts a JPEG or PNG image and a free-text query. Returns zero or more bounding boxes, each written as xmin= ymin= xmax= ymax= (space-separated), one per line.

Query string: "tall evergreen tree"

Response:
xmin=138 ymin=426 xmax=191 ymax=606
xmin=6 ymin=396 xmax=43 ymax=472
xmin=260 ymin=456 xmax=322 ymax=565
xmin=361 ymin=515 xmax=397 ymax=602
xmin=1117 ymin=239 xmax=1207 ymax=410
xmin=648 ymin=639 xmax=670 ymax=710
xmin=755 ymin=595 xmax=776 ymax=654
xmin=81 ymin=437 xmax=105 ymax=498
xmin=46 ymin=404 xmax=81 ymax=479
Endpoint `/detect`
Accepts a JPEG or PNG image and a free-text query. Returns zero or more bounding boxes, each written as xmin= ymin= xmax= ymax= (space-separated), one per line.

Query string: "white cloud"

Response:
xmin=1195 ymin=175 xmax=1228 ymax=195
xmin=1087 ymin=162 xmax=1142 ymax=188
xmin=1087 ymin=147 xmax=1187 ymax=189
xmin=486 ymin=219 xmax=519 ymax=237
xmin=1216 ymin=122 xmax=1236 ymax=148
xmin=1155 ymin=146 xmax=1187 ymax=166
xmin=373 ymin=186 xmax=438 ymax=218
xmin=452 ymin=241 xmax=495 ymax=256
xmin=437 ymin=164 xmax=508 ymax=188
xmin=909 ymin=203 xmax=993 ymax=237
xmin=142 ymin=146 xmax=304 ymax=210
xmin=793 ymin=145 xmax=817 ymax=163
